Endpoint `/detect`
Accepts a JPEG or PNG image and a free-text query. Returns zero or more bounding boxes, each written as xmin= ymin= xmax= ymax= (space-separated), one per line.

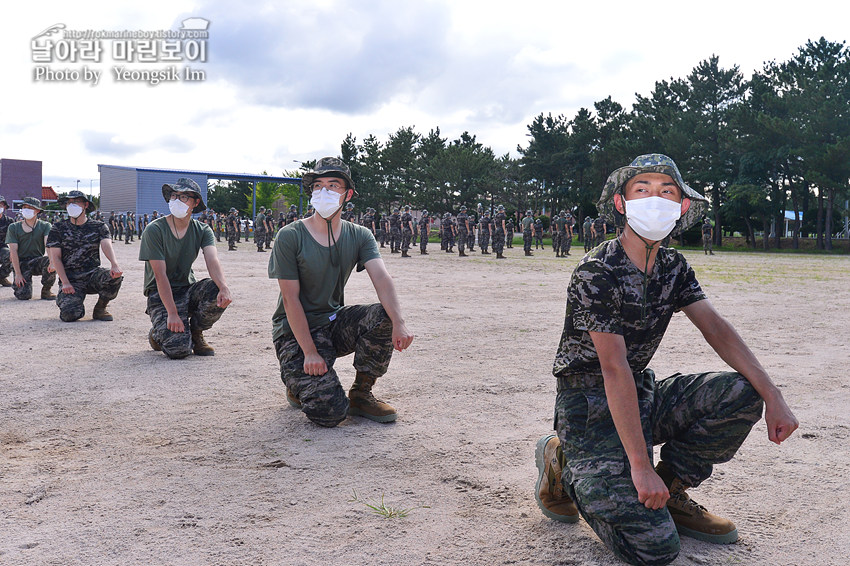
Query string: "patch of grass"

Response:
xmin=349 ymin=490 xmax=428 ymax=519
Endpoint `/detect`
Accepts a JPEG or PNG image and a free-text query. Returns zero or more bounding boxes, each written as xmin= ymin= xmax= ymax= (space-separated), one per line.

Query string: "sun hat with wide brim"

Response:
xmin=301 ymin=157 xmax=358 ymax=196
xmin=21 ymin=196 xmax=44 ymax=210
xmin=162 ymin=177 xmax=206 ymax=213
xmin=58 ymin=190 xmax=96 ymax=210
xmin=597 ymin=154 xmax=708 ymax=237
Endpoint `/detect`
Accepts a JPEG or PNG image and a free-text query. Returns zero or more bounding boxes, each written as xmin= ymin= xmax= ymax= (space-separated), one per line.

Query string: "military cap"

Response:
xmin=497 ymin=205 xmax=505 ymax=211
xmin=346 ymin=202 xmax=355 ymax=210
xmin=290 ymin=204 xmax=297 ymax=211
xmin=526 ymin=209 xmax=532 ymax=215
xmin=21 ymin=196 xmax=43 ymax=210
xmin=460 ymin=205 xmax=467 ymax=211
xmin=392 ymin=207 xmax=399 ymax=214
xmin=301 ymin=157 xmax=357 ymax=195
xmin=0 ymin=195 xmax=8 ymax=207
xmin=597 ymin=153 xmax=707 ymax=236
xmin=403 ymin=205 xmax=410 ymax=211
xmin=58 ymin=190 xmax=95 ymax=210
xmin=162 ymin=177 xmax=206 ymax=213
xmin=229 ymin=207 xmax=238 ymax=213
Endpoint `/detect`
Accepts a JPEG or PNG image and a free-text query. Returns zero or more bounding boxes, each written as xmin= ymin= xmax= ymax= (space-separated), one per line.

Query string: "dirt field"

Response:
xmin=2 ymin=236 xmax=849 ymax=566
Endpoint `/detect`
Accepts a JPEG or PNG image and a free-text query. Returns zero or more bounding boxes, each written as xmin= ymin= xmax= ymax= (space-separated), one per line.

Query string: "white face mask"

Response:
xmin=310 ymin=188 xmax=344 ymax=219
xmin=624 ymin=196 xmax=682 ymax=242
xmin=66 ymin=204 xmax=84 ymax=218
xmin=21 ymin=209 xmax=36 ymax=220
xmin=0 ymin=207 xmax=5 ymax=215
xmin=169 ymin=198 xmax=191 ymax=218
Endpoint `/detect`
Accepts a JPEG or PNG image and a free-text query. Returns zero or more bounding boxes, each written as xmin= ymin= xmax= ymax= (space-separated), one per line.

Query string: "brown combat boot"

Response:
xmin=148 ymin=329 xmax=162 ymax=351
xmin=656 ymin=461 xmax=738 ymax=544
xmin=41 ymin=285 xmax=56 ymax=300
xmin=348 ymin=372 xmax=396 ymax=423
xmin=535 ymin=434 xmax=580 ymax=523
xmin=0 ymin=276 xmax=11 ymax=287
xmin=92 ymin=297 xmax=113 ymax=321
xmin=191 ymin=328 xmax=215 ymax=356
xmin=286 ymin=387 xmax=302 ymax=408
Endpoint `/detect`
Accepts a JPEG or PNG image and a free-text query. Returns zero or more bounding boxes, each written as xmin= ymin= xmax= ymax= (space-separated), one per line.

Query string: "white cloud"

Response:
xmin=0 ymin=0 xmax=846 ymax=192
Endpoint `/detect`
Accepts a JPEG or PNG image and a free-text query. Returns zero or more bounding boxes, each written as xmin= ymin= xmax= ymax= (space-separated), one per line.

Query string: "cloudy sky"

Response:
xmin=1 ymin=0 xmax=845 ymax=196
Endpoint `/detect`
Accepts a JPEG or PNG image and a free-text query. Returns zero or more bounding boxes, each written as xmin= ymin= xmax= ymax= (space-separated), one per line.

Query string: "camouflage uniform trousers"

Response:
xmin=376 ymin=229 xmax=386 ymax=247
xmin=273 ymin=303 xmax=394 ymax=428
xmin=0 ymin=247 xmax=12 ymax=280
xmin=56 ymin=267 xmax=124 ymax=322
xmin=467 ymin=230 xmax=475 ymax=251
xmin=265 ymin=229 xmax=274 ymax=249
xmin=227 ymin=227 xmax=238 ymax=249
xmin=523 ymin=229 xmax=533 ymax=253
xmin=457 ymin=228 xmax=468 ymax=254
xmin=479 ymin=230 xmax=490 ymax=252
xmin=552 ymin=232 xmax=561 ymax=254
xmin=506 ymin=228 xmax=514 ymax=247
xmin=254 ymin=227 xmax=267 ymax=251
xmin=13 ymin=256 xmax=56 ymax=300
xmin=703 ymin=233 xmax=713 ymax=254
xmin=390 ymin=228 xmax=401 ymax=252
xmin=561 ymin=231 xmax=572 ymax=255
xmin=555 ymin=369 xmax=763 ymax=566
xmin=419 ymin=230 xmax=429 ymax=253
xmin=492 ymin=228 xmax=505 ymax=254
xmin=534 ymin=232 xmax=544 ymax=249
xmin=146 ymin=278 xmax=227 ymax=359
xmin=401 ymin=228 xmax=412 ymax=252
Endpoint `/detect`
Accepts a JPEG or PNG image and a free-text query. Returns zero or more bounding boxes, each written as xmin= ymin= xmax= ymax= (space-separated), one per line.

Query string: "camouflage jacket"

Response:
xmin=0 ymin=215 xmax=12 ymax=248
xmin=553 ymin=238 xmax=705 ymax=384
xmin=46 ymin=219 xmax=110 ymax=274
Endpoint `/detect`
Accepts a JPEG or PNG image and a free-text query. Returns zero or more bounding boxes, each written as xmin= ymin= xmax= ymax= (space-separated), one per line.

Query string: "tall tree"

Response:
xmin=682 ymin=55 xmax=747 ymax=246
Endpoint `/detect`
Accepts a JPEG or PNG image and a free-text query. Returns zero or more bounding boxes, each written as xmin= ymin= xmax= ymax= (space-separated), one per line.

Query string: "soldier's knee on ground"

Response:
xmin=14 ymin=286 xmax=33 ymax=300
xmin=60 ymin=306 xmax=85 ymax=322
xmin=159 ymin=333 xmax=193 ymax=359
xmin=303 ymin=394 xmax=349 ymax=428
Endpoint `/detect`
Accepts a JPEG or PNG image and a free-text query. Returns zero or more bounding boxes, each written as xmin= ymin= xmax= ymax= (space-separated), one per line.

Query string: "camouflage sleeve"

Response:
xmin=97 ymin=222 xmax=110 ymax=241
xmin=673 ymin=255 xmax=706 ymax=311
xmin=568 ymin=262 xmax=624 ymax=335
xmin=46 ymin=222 xmax=62 ymax=248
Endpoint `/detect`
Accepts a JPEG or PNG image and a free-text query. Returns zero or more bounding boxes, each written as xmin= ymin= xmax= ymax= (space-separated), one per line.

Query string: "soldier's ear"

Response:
xmin=613 ymin=193 xmax=625 ymax=215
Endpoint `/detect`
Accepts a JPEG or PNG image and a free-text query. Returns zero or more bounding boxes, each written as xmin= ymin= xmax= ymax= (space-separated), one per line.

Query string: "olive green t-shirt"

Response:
xmin=5 ymin=220 xmax=51 ymax=259
xmin=138 ymin=216 xmax=215 ymax=296
xmin=268 ymin=220 xmax=381 ymax=340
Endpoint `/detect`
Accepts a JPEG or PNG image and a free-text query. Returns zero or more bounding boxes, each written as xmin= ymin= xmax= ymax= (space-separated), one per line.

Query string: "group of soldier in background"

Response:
xmin=334 ymin=202 xmax=616 ymax=260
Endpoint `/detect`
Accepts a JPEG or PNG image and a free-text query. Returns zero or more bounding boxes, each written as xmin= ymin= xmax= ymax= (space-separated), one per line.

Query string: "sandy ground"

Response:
xmin=2 ymin=235 xmax=849 ymax=566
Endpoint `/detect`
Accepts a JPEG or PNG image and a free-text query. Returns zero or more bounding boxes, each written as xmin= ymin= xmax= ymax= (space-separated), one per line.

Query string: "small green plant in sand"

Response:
xmin=349 ymin=490 xmax=428 ymax=518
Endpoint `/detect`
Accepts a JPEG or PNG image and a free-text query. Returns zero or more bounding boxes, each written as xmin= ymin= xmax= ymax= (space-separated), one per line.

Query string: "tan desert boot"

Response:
xmin=348 ymin=372 xmax=397 ymax=423
xmin=534 ymin=434 xmax=579 ymax=523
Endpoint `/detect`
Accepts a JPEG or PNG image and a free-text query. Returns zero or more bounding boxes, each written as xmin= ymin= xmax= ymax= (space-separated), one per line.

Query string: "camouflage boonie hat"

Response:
xmin=21 ymin=196 xmax=44 ymax=210
xmin=301 ymin=157 xmax=357 ymax=196
xmin=58 ymin=190 xmax=95 ymax=209
xmin=597 ymin=153 xmax=708 ymax=236
xmin=162 ymin=178 xmax=206 ymax=213
xmin=0 ymin=195 xmax=8 ymax=207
